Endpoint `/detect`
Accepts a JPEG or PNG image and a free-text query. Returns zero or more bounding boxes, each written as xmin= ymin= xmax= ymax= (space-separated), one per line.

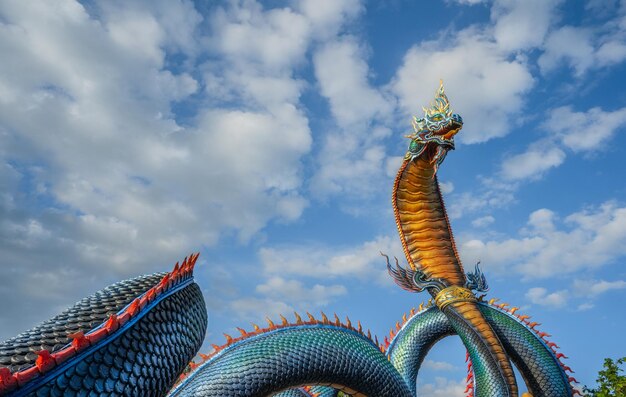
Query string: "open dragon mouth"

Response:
xmin=404 ymin=81 xmax=463 ymax=171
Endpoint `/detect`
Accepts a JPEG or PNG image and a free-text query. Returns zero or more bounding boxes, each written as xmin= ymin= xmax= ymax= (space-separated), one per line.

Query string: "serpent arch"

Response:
xmin=0 ymin=83 xmax=578 ymax=397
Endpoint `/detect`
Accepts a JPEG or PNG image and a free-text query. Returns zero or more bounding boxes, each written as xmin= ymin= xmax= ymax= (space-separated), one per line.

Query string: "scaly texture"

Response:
xmin=0 ymin=256 xmax=207 ymax=396
xmin=394 ymin=159 xmax=464 ymax=285
xmin=27 ymin=283 xmax=206 ymax=396
xmin=0 ymin=273 xmax=165 ymax=373
xmin=0 ymin=82 xmax=579 ymax=397
xmin=391 ymin=81 xmax=518 ymax=396
xmin=387 ymin=302 xmax=574 ymax=397
xmin=169 ymin=325 xmax=411 ymax=397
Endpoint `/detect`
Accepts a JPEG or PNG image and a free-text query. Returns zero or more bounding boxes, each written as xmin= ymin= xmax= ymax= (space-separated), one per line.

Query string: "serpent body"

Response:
xmin=0 ymin=83 xmax=577 ymax=397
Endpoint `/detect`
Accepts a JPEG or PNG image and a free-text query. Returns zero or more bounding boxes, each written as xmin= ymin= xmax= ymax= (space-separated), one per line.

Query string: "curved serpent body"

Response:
xmin=0 ymin=257 xmax=207 ymax=396
xmin=169 ymin=324 xmax=411 ymax=397
xmin=0 ymin=83 xmax=578 ymax=397
xmin=387 ymin=303 xmax=573 ymax=397
xmin=391 ymin=82 xmax=517 ymax=396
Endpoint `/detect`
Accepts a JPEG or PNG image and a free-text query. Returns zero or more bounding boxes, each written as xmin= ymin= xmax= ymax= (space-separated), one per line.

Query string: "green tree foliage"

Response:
xmin=584 ymin=357 xmax=626 ymax=397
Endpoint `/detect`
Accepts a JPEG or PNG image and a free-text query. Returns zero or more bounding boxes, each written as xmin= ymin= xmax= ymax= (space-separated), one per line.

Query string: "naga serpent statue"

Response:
xmin=0 ymin=82 xmax=579 ymax=397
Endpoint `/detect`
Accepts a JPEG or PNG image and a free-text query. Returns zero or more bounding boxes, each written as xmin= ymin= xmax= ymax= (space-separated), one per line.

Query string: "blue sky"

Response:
xmin=1 ymin=0 xmax=625 ymax=394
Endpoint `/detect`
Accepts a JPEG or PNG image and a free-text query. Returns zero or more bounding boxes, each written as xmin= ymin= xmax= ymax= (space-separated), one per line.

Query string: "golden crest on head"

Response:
xmin=422 ymin=79 xmax=452 ymax=118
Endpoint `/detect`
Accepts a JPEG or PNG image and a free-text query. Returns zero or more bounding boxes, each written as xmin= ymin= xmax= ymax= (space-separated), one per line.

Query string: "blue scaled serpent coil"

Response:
xmin=0 ymin=82 xmax=579 ymax=397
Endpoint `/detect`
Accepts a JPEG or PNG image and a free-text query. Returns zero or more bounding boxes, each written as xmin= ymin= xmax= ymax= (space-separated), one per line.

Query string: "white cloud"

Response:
xmin=538 ymin=27 xmax=594 ymax=76
xmin=472 ymin=215 xmax=495 ymax=228
xmin=526 ymin=279 xmax=626 ymax=310
xmin=461 ymin=236 xmax=545 ymax=274
xmin=423 ymin=360 xmax=456 ymax=371
xmin=491 ymin=0 xmax=563 ymax=51
xmin=572 ymin=279 xmax=626 ymax=297
xmin=229 ymin=277 xmax=348 ymax=325
xmin=392 ymin=28 xmax=534 ymax=143
xmin=259 ymin=235 xmax=402 ymax=285
xmin=256 ymin=277 xmax=347 ymax=306
xmin=439 ymin=181 xmax=455 ymax=195
xmin=314 ymin=38 xmax=392 ymax=128
xmin=230 ymin=297 xmax=295 ymax=323
xmin=449 ymin=0 xmax=487 ymax=4
xmin=310 ymin=37 xmax=393 ymax=198
xmin=543 ymin=106 xmax=626 ymax=152
xmin=500 ymin=146 xmax=566 ymax=181
xmin=538 ymin=9 xmax=626 ymax=77
xmin=385 ymin=155 xmax=404 ymax=178
xmin=447 ymin=177 xmax=517 ymax=219
xmin=596 ymin=40 xmax=626 ymax=65
xmin=417 ymin=377 xmax=465 ymax=397
xmin=460 ymin=202 xmax=626 ymax=278
xmin=525 ymin=287 xmax=568 ymax=308
xmin=295 ymin=0 xmax=363 ymax=39
xmin=0 ymin=0 xmax=367 ymax=338
xmin=208 ymin=3 xmax=311 ymax=72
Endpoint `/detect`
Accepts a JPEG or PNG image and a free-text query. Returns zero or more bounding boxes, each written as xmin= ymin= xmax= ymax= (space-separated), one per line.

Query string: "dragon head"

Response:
xmin=405 ymin=80 xmax=463 ymax=172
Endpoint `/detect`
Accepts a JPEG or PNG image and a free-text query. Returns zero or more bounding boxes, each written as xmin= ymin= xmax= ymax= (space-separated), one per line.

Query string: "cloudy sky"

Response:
xmin=1 ymin=0 xmax=626 ymax=394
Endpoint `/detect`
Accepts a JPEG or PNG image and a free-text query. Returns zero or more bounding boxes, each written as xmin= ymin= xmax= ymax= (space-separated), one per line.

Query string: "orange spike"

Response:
xmin=418 ymin=303 xmax=424 ymax=311
xmin=402 ymin=313 xmax=407 ymax=323
xmin=198 ymin=353 xmax=210 ymax=360
xmin=410 ymin=308 xmax=416 ymax=316
xmin=321 ymin=312 xmax=329 ymax=324
xmin=334 ymin=313 xmax=341 ymax=326
xmin=211 ymin=344 xmax=221 ymax=351
xmin=252 ymin=323 xmax=260 ymax=332
xmin=104 ymin=314 xmax=120 ymax=333
xmin=189 ymin=253 xmax=199 ymax=272
xmin=357 ymin=321 xmax=363 ymax=333
xmin=127 ymin=299 xmax=140 ymax=316
xmin=266 ymin=317 xmax=275 ymax=328
xmin=236 ymin=327 xmax=247 ymax=337
xmin=367 ymin=330 xmax=371 ymax=339
xmin=396 ymin=321 xmax=401 ymax=331
xmin=173 ymin=262 xmax=180 ymax=273
xmin=69 ymin=331 xmax=90 ymax=351
xmin=294 ymin=312 xmax=303 ymax=324
xmin=518 ymin=314 xmax=530 ymax=321
xmin=306 ymin=312 xmax=315 ymax=323
xmin=35 ymin=350 xmax=55 ymax=372
xmin=279 ymin=314 xmax=289 ymax=326
xmin=509 ymin=307 xmax=519 ymax=314
xmin=345 ymin=316 xmax=352 ymax=329
xmin=528 ymin=322 xmax=540 ymax=328
xmin=0 ymin=367 xmax=17 ymax=389
xmin=223 ymin=333 xmax=233 ymax=344
xmin=488 ymin=298 xmax=498 ymax=305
